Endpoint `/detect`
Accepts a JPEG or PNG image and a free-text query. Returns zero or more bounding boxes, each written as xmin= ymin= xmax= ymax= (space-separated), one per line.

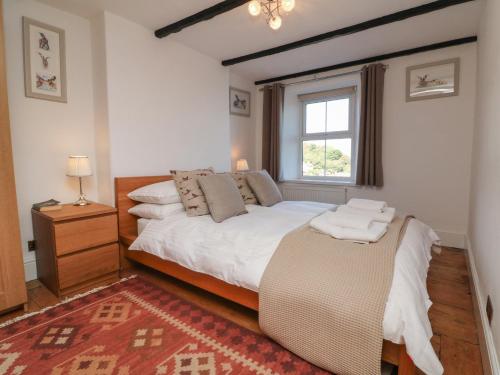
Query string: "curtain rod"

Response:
xmin=257 ymin=65 xmax=388 ymax=91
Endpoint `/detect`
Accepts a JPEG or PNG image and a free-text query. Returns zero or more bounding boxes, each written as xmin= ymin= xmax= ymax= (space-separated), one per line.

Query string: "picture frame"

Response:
xmin=229 ymin=87 xmax=251 ymax=117
xmin=406 ymin=58 xmax=460 ymax=102
xmin=23 ymin=17 xmax=67 ymax=103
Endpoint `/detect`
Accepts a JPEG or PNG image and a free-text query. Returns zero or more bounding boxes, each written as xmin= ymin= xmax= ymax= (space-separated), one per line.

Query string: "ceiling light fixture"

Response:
xmin=248 ymin=0 xmax=295 ymax=30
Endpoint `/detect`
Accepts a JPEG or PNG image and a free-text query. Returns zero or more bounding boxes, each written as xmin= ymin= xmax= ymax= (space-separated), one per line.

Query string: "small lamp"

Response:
xmin=236 ymin=159 xmax=249 ymax=172
xmin=66 ymin=155 xmax=92 ymax=206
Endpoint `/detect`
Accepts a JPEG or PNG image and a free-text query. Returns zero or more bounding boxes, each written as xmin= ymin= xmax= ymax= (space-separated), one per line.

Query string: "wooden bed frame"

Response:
xmin=115 ymin=175 xmax=416 ymax=375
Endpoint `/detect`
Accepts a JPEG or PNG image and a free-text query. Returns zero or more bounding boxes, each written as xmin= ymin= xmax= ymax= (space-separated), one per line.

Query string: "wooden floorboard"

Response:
xmin=440 ymin=336 xmax=483 ymax=374
xmin=428 ymin=276 xmax=474 ymax=311
xmin=29 ymin=282 xmax=59 ymax=308
xmin=428 ymin=263 xmax=469 ymax=285
xmin=0 ymin=246 xmax=485 ymax=374
xmin=427 ymin=247 xmax=484 ymax=374
xmin=429 ymin=302 xmax=478 ymax=344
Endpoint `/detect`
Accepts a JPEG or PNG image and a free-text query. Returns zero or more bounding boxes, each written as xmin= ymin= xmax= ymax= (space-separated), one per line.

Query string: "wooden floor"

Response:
xmin=0 ymin=246 xmax=484 ymax=374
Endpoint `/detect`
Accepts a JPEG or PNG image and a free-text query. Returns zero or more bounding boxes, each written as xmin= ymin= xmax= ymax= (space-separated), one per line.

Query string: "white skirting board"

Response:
xmin=467 ymin=236 xmax=500 ymax=375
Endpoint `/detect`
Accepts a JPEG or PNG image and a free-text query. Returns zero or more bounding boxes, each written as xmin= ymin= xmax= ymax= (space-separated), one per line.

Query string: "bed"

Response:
xmin=115 ymin=175 xmax=441 ymax=375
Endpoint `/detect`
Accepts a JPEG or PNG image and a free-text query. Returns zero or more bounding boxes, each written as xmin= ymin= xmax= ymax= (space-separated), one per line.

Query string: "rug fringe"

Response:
xmin=0 ymin=275 xmax=138 ymax=329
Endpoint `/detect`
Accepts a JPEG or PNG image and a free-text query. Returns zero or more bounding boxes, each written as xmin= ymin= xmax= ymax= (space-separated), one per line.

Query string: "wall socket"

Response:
xmin=486 ymin=295 xmax=493 ymax=326
xmin=28 ymin=240 xmax=36 ymax=251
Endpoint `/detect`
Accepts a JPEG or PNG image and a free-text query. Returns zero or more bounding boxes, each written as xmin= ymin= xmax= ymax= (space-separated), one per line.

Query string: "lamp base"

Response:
xmin=73 ymin=194 xmax=91 ymax=206
xmin=73 ymin=176 xmax=91 ymax=206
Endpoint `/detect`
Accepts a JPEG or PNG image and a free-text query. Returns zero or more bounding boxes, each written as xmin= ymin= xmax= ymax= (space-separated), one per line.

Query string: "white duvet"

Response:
xmin=131 ymin=201 xmax=443 ymax=375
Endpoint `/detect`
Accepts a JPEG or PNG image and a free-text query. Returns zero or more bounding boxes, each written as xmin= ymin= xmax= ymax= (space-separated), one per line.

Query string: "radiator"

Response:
xmin=280 ymin=182 xmax=348 ymax=205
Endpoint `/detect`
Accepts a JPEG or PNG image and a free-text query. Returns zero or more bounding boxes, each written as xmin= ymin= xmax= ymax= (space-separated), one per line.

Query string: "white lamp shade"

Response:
xmin=66 ymin=155 xmax=92 ymax=177
xmin=236 ymin=159 xmax=249 ymax=171
xmin=248 ymin=0 xmax=261 ymax=16
xmin=269 ymin=15 xmax=282 ymax=30
xmin=282 ymin=0 xmax=295 ymax=12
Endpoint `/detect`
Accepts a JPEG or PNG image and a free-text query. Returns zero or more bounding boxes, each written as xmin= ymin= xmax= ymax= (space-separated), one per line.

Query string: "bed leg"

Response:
xmin=398 ymin=346 xmax=416 ymax=375
xmin=119 ymin=243 xmax=133 ymax=272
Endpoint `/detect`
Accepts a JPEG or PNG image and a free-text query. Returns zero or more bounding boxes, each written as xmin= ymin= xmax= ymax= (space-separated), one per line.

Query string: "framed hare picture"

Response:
xmin=229 ymin=87 xmax=251 ymax=117
xmin=406 ymin=58 xmax=460 ymax=102
xmin=23 ymin=17 xmax=67 ymax=103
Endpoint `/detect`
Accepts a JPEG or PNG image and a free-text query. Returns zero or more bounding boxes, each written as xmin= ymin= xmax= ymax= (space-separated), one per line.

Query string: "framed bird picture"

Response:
xmin=229 ymin=87 xmax=251 ymax=117
xmin=406 ymin=58 xmax=460 ymax=102
xmin=23 ymin=17 xmax=67 ymax=103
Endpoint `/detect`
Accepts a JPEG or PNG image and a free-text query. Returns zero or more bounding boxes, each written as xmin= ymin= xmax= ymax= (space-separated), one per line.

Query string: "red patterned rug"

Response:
xmin=0 ymin=276 xmax=329 ymax=374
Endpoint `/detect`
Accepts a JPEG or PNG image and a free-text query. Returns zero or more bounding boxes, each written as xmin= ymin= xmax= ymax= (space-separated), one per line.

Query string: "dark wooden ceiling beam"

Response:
xmin=222 ymin=0 xmax=475 ymax=66
xmin=155 ymin=0 xmax=250 ymax=39
xmin=254 ymin=36 xmax=477 ymax=85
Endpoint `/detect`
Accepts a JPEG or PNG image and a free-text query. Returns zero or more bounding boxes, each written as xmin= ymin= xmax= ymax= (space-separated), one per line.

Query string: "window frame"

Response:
xmin=299 ymin=87 xmax=358 ymax=184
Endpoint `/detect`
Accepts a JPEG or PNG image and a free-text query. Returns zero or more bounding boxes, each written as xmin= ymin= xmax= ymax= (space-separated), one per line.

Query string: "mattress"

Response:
xmin=130 ymin=201 xmax=442 ymax=375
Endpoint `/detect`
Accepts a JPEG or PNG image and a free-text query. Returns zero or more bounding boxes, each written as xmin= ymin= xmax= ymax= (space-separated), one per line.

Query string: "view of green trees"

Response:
xmin=303 ymin=141 xmax=351 ymax=177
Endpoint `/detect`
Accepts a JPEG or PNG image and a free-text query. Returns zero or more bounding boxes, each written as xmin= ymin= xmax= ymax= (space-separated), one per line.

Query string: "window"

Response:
xmin=299 ymin=87 xmax=357 ymax=183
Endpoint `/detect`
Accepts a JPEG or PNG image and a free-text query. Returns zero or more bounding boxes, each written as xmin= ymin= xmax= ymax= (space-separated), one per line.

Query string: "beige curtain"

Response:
xmin=356 ymin=63 xmax=386 ymax=187
xmin=262 ymin=83 xmax=284 ymax=181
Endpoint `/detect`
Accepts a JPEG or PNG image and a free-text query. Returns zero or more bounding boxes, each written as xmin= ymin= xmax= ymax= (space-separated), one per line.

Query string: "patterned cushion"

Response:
xmin=171 ymin=168 xmax=214 ymax=216
xmin=229 ymin=173 xmax=258 ymax=205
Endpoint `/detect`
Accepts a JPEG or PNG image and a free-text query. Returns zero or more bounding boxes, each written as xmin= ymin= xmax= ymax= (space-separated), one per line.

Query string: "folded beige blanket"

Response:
xmin=259 ymin=216 xmax=412 ymax=375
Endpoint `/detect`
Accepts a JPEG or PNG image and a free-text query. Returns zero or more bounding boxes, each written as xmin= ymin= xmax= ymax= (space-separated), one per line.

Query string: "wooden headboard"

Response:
xmin=114 ymin=175 xmax=173 ymax=240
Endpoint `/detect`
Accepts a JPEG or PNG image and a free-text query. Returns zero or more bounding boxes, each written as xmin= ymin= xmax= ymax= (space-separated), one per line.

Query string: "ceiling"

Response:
xmin=35 ymin=0 xmax=483 ymax=82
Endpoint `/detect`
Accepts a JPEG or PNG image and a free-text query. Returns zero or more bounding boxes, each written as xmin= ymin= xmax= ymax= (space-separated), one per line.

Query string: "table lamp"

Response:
xmin=66 ymin=155 xmax=92 ymax=206
xmin=236 ymin=159 xmax=249 ymax=172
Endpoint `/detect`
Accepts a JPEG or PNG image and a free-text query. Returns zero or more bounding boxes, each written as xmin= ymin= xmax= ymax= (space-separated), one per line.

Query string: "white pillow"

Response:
xmin=128 ymin=203 xmax=184 ymax=220
xmin=127 ymin=180 xmax=181 ymax=204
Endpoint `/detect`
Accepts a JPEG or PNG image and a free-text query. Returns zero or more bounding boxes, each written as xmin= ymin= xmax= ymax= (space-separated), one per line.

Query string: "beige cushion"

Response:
xmin=198 ymin=174 xmax=247 ymax=223
xmin=229 ymin=173 xmax=258 ymax=205
xmin=246 ymin=170 xmax=283 ymax=207
xmin=171 ymin=168 xmax=214 ymax=216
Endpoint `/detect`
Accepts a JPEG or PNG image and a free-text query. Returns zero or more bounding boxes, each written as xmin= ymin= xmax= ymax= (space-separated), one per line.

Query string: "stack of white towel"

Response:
xmin=310 ymin=198 xmax=396 ymax=243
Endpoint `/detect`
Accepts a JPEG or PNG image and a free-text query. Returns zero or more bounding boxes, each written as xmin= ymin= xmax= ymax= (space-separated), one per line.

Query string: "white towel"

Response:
xmin=337 ymin=205 xmax=396 ymax=224
xmin=310 ymin=212 xmax=388 ymax=243
xmin=320 ymin=211 xmax=373 ymax=230
xmin=347 ymin=198 xmax=387 ymax=212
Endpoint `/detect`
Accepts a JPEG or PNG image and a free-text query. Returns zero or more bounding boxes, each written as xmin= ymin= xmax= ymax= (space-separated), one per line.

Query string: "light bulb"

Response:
xmin=281 ymin=0 xmax=295 ymax=12
xmin=248 ymin=0 xmax=261 ymax=16
xmin=269 ymin=15 xmax=282 ymax=30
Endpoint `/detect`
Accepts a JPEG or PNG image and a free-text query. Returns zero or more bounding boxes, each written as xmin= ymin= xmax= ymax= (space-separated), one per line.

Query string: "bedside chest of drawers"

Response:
xmin=32 ymin=203 xmax=119 ymax=297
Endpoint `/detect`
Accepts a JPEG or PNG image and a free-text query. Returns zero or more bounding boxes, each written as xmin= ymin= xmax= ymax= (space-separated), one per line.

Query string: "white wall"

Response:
xmin=101 ymin=12 xmax=231 ymax=192
xmin=229 ymin=72 xmax=257 ymax=171
xmin=3 ymin=0 xmax=97 ymax=280
xmin=3 ymin=4 xmax=236 ymax=280
xmin=258 ymin=44 xmax=477 ymax=247
xmin=468 ymin=0 xmax=500 ymax=370
xmin=91 ymin=12 xmax=113 ymax=205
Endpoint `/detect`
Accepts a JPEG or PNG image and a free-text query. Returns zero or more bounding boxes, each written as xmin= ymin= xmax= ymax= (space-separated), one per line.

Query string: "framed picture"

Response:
xmin=23 ymin=17 xmax=67 ymax=103
xmin=406 ymin=58 xmax=460 ymax=102
xmin=229 ymin=87 xmax=251 ymax=117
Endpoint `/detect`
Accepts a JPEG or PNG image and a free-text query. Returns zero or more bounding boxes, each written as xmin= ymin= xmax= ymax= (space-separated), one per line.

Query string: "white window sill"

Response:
xmin=280 ymin=179 xmax=358 ymax=187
